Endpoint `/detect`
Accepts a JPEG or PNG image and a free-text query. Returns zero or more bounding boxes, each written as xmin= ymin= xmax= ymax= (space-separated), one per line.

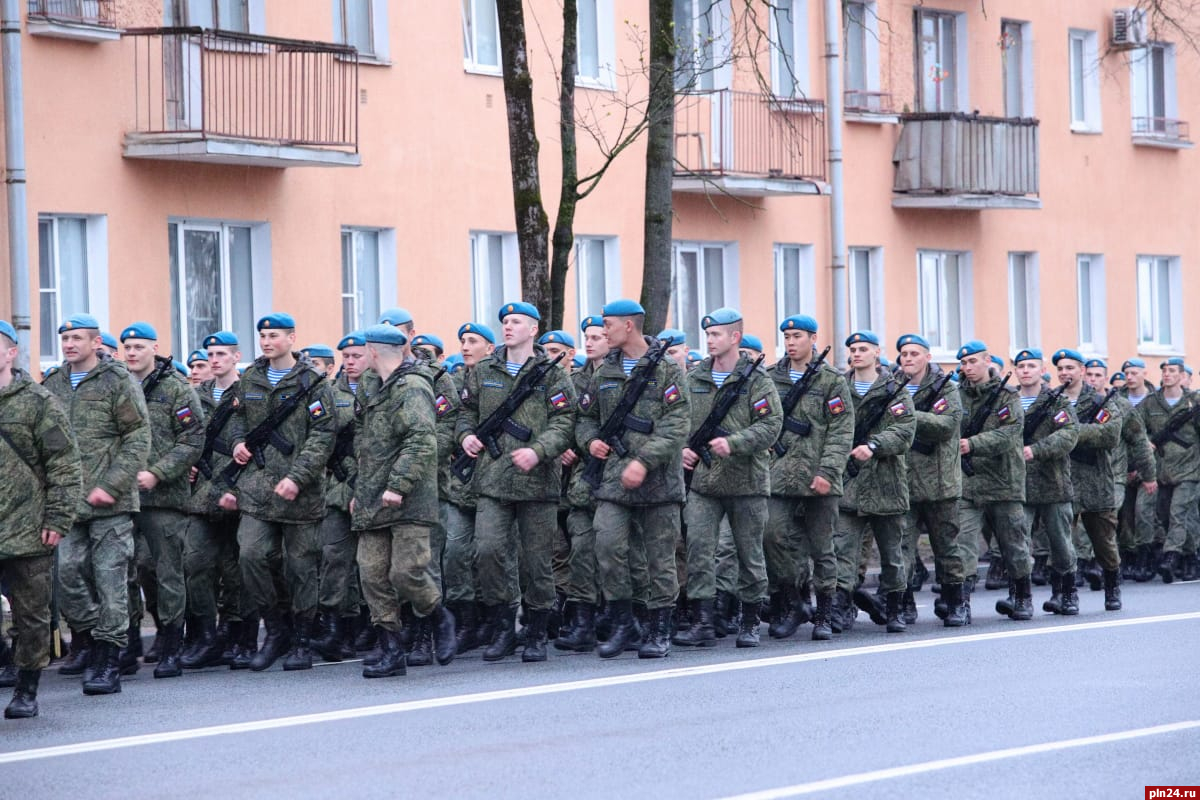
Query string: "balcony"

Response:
xmin=123 ymin=28 xmax=360 ymax=168
xmin=673 ymin=89 xmax=827 ymax=197
xmin=1132 ymin=117 xmax=1194 ymax=150
xmin=27 ymin=0 xmax=120 ymax=41
xmin=844 ymin=90 xmax=898 ymax=124
xmin=892 ymin=112 xmax=1040 ymax=210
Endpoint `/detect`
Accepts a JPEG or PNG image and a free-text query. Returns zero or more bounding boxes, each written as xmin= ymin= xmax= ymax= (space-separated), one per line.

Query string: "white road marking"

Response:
xmin=716 ymin=719 xmax=1200 ymax=799
xmin=2 ymin=611 xmax=1197 ymax=765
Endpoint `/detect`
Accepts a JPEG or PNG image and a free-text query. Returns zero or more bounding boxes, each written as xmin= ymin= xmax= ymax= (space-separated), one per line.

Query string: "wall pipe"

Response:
xmin=1 ymin=0 xmax=29 ymax=367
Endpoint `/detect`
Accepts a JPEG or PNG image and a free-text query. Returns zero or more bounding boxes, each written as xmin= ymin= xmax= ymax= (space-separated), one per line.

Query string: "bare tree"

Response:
xmin=639 ymin=0 xmax=678 ymax=333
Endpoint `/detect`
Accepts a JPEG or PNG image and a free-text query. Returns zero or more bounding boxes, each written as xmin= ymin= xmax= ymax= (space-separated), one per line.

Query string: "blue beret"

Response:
xmin=411 ymin=334 xmax=445 ymax=353
xmin=337 ymin=331 xmax=366 ymax=349
xmin=1162 ymin=356 xmax=1186 ymax=369
xmin=880 ymin=356 xmax=892 ymax=369
xmin=257 ymin=312 xmax=295 ymax=331
xmin=377 ymin=307 xmax=413 ymax=326
xmin=538 ymin=330 xmax=575 ymax=348
xmin=1187 ymin=366 xmax=1194 ymax=377
xmin=572 ymin=354 xmax=587 ymax=369
xmin=1122 ymin=358 xmax=1146 ymax=370
xmin=991 ymin=355 xmax=1005 ymax=369
xmin=498 ymin=301 xmax=540 ymax=322
xmin=1110 ymin=372 xmax=1126 ymax=384
xmin=845 ymin=330 xmax=880 ymax=347
xmin=896 ymin=333 xmax=930 ymax=352
xmin=119 ymin=322 xmax=157 ymax=342
xmin=1051 ymin=348 xmax=1086 ymax=366
xmin=58 ymin=313 xmax=100 ymax=333
xmin=444 ymin=353 xmax=465 ymax=373
xmin=580 ymin=314 xmax=604 ymax=331
xmin=740 ymin=334 xmax=763 ymax=353
xmin=458 ymin=322 xmax=496 ymax=344
xmin=602 ymin=298 xmax=645 ymax=317
xmin=0 ymin=320 xmax=17 ymax=343
xmin=172 ymin=360 xmax=188 ymax=376
xmin=779 ymin=314 xmax=818 ymax=334
xmin=187 ymin=349 xmax=208 ymax=365
xmin=203 ymin=330 xmax=239 ymax=348
xmin=363 ymin=324 xmax=408 ymax=346
xmin=100 ymin=331 xmax=118 ymax=350
xmin=955 ymin=340 xmax=988 ymax=360
xmin=657 ymin=328 xmax=687 ymax=347
xmin=701 ymin=307 xmax=742 ymax=329
xmin=301 ymin=344 xmax=335 ymax=360
xmin=1013 ymin=348 xmax=1043 ymax=364
xmin=1042 ymin=373 xmax=1052 ymax=383
xmin=1084 ymin=358 xmax=1107 ymax=370
xmin=687 ymin=349 xmax=703 ymax=364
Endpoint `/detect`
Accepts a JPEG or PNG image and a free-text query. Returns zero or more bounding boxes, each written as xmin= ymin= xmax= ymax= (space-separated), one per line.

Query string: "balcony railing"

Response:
xmin=123 ymin=27 xmax=360 ymax=167
xmin=27 ymin=0 xmax=115 ymax=26
xmin=893 ymin=112 xmax=1040 ymax=209
xmin=673 ymin=89 xmax=826 ymax=195
xmin=844 ymin=90 xmax=894 ymax=116
xmin=1132 ymin=117 xmax=1192 ymax=148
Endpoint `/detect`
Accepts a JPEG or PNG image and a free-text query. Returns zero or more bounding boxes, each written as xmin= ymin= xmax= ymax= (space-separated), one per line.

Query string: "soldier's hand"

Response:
xmin=511 ymin=448 xmax=540 ymax=473
xmin=462 ymin=434 xmax=485 ymax=458
xmin=850 ymin=444 xmax=874 ymax=462
xmin=682 ymin=448 xmax=700 ymax=470
xmin=86 ymin=487 xmax=115 ymax=507
xmin=589 ymin=439 xmax=611 ymax=460
xmin=621 ymin=459 xmax=647 ymax=490
xmin=137 ymin=470 xmax=160 ymax=491
xmin=274 ymin=477 xmax=300 ymax=501
xmin=218 ymin=492 xmax=239 ymax=512
xmin=381 ymin=490 xmax=404 ymax=507
xmin=709 ymin=437 xmax=732 ymax=458
xmin=41 ymin=529 xmax=62 ymax=547
xmin=349 ymin=499 xmax=356 ymax=515
xmin=1143 ymin=480 xmax=1159 ymax=495
xmin=189 ymin=466 xmax=199 ymax=483
xmin=959 ymin=438 xmax=972 ymax=455
xmin=560 ymin=450 xmax=580 ymax=467
xmin=810 ymin=475 xmax=832 ymax=495
xmin=233 ymin=443 xmax=252 ymax=465
xmin=1022 ymin=446 xmax=1035 ymax=462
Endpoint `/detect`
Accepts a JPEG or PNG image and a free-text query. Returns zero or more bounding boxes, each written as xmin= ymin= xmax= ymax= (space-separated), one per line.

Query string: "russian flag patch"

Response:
xmin=1096 ymin=408 xmax=1111 ymax=424
xmin=753 ymin=397 xmax=771 ymax=417
xmin=175 ymin=406 xmax=194 ymax=427
xmin=308 ymin=400 xmax=326 ymax=419
xmin=827 ymin=396 xmax=845 ymax=415
xmin=889 ymin=402 xmax=908 ymax=417
xmin=1053 ymin=409 xmax=1070 ymax=426
xmin=550 ymin=391 xmax=569 ymax=410
xmin=932 ymin=397 xmax=948 ymax=415
xmin=435 ymin=394 xmax=451 ymax=417
xmin=997 ymin=406 xmax=1011 ymax=421
xmin=664 ymin=384 xmax=681 ymax=404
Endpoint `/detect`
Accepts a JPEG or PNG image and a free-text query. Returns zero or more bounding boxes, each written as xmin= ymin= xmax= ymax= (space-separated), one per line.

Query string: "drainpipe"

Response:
xmin=823 ymin=0 xmax=847 ymax=362
xmin=1 ymin=0 xmax=29 ymax=367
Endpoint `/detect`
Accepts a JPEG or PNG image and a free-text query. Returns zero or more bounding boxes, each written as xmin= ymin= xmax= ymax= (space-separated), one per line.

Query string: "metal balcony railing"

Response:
xmin=674 ymin=89 xmax=827 ymax=183
xmin=1133 ymin=117 xmax=1191 ymax=143
xmin=844 ymin=90 xmax=894 ymax=115
xmin=124 ymin=27 xmax=358 ymax=153
xmin=27 ymin=0 xmax=116 ymax=27
xmin=893 ymin=112 xmax=1039 ymax=197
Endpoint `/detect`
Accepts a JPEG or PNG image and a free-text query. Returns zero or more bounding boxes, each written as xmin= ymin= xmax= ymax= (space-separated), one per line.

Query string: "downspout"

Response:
xmin=823 ymin=0 xmax=847 ymax=362
xmin=1 ymin=0 xmax=29 ymax=367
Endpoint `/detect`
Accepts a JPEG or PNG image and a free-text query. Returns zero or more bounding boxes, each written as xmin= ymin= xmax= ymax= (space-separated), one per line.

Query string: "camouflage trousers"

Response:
xmin=683 ymin=493 xmax=767 ymax=604
xmin=238 ymin=516 xmax=320 ymax=622
xmin=1023 ymin=503 xmax=1075 ymax=575
xmin=183 ymin=513 xmax=242 ymax=621
xmin=835 ymin=512 xmax=906 ymax=594
xmin=1118 ymin=483 xmax=1158 ymax=551
xmin=441 ymin=502 xmax=477 ymax=605
xmin=564 ymin=507 xmax=599 ymax=605
xmin=357 ymin=523 xmax=440 ymax=629
xmin=1155 ymin=481 xmax=1200 ymax=555
xmin=131 ymin=508 xmax=189 ymax=627
xmin=318 ymin=508 xmax=360 ymax=617
xmin=714 ymin=519 xmax=737 ymax=596
xmin=763 ymin=495 xmax=840 ymax=595
xmin=552 ymin=510 xmax=571 ymax=596
xmin=903 ymin=499 xmax=966 ymax=586
xmin=59 ymin=514 xmax=134 ymax=647
xmin=475 ymin=498 xmax=556 ymax=612
xmin=0 ymin=554 xmax=54 ymax=670
xmin=594 ymin=501 xmax=679 ymax=610
xmin=1074 ymin=510 xmax=1121 ymax=571
xmin=958 ymin=499 xmax=1030 ymax=581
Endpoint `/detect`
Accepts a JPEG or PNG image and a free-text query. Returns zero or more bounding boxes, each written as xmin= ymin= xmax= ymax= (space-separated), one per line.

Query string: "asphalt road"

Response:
xmin=2 ymin=580 xmax=1198 ymax=800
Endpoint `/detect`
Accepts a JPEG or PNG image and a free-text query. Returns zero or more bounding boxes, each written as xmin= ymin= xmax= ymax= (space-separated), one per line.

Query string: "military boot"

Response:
xmin=181 ymin=617 xmax=221 ymax=669
xmin=1181 ymin=553 xmax=1199 ymax=582
xmin=984 ymin=555 xmax=1008 ymax=590
xmin=852 ymin=587 xmax=887 ymax=626
xmin=1159 ymin=551 xmax=1181 ymax=584
xmin=673 ymin=592 xmax=692 ymax=634
xmin=901 ymin=590 xmax=918 ymax=625
xmin=735 ymin=602 xmax=761 ymax=648
xmin=995 ymin=580 xmax=1017 ymax=617
xmin=963 ymin=576 xmax=976 ymax=624
xmin=310 ymin=612 xmax=343 ymax=663
xmin=250 ymin=611 xmax=291 ymax=672
xmin=337 ymin=616 xmax=358 ymax=660
xmin=521 ymin=609 xmax=550 ymax=663
xmin=1009 ymin=577 xmax=1034 ymax=621
xmin=482 ymin=605 xmax=518 ymax=662
xmin=942 ymin=583 xmax=969 ymax=628
xmin=117 ymin=620 xmax=142 ymax=676
xmin=765 ymin=590 xmax=786 ymax=638
xmin=231 ymin=615 xmax=260 ymax=670
xmin=82 ymin=641 xmax=122 ymax=695
xmin=1134 ymin=544 xmax=1155 ymax=582
xmin=628 ymin=604 xmax=647 ymax=651
xmin=1082 ymin=559 xmax=1103 ymax=591
xmin=884 ymin=592 xmax=906 ymax=633
xmin=361 ymin=627 xmax=387 ymax=667
xmin=773 ymin=585 xmax=812 ymax=640
xmin=1103 ymin=569 xmax=1123 ymax=611
xmin=811 ymin=593 xmax=834 ymax=641
xmin=405 ymin=618 xmax=432 ymax=667
xmin=57 ymin=629 xmax=93 ymax=676
xmin=713 ymin=591 xmax=737 ymax=638
xmin=671 ymin=599 xmax=715 ymax=647
xmin=353 ymin=606 xmax=377 ymax=652
xmin=910 ymin=558 xmax=930 ymax=592
xmin=452 ymin=601 xmax=480 ymax=654
xmin=1072 ymin=559 xmax=1086 ymax=587
xmin=0 ymin=636 xmax=15 ymax=688
xmin=548 ymin=592 xmax=567 ymax=642
xmin=4 ymin=669 xmax=40 ymax=719
xmin=829 ymin=588 xmax=850 ymax=634
xmin=1059 ymin=572 xmax=1080 ymax=615
xmin=1030 ymin=554 xmax=1049 ymax=586
xmin=554 ymin=603 xmax=597 ymax=652
xmin=142 ymin=610 xmax=164 ymax=664
xmin=472 ymin=602 xmax=493 ymax=648
xmin=153 ymin=623 xmax=183 ymax=678
xmin=428 ymin=604 xmax=457 ymax=666
xmin=1042 ymin=570 xmax=1063 ymax=614
xmin=594 ymin=601 xmax=614 ymax=642
xmin=220 ymin=620 xmax=243 ymax=665
xmin=362 ymin=629 xmax=406 ymax=679
xmin=282 ymin=616 xmax=315 ymax=671
xmin=636 ymin=607 xmax=671 ymax=659
xmin=933 ymin=589 xmax=948 ymax=620
xmin=1120 ymin=549 xmax=1137 ymax=581
xmin=596 ymin=600 xmax=637 ymax=659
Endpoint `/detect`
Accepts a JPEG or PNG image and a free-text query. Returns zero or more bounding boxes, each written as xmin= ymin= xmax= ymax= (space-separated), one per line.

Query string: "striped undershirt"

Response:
xmin=212 ymin=385 xmax=226 ymax=403
xmin=788 ymin=370 xmax=803 ymax=383
xmin=1019 ymin=394 xmax=1037 ymax=410
xmin=853 ymin=380 xmax=872 ymax=396
xmin=70 ymin=372 xmax=88 ymax=389
xmin=712 ymin=370 xmax=731 ymax=388
xmin=348 ymin=382 xmax=358 ymax=394
xmin=1127 ymin=393 xmax=1147 ymax=407
xmin=266 ymin=367 xmax=289 ymax=386
xmin=906 ymin=384 xmax=920 ymax=396
xmin=1166 ymin=395 xmax=1182 ymax=407
xmin=505 ymin=361 xmax=522 ymax=377
xmin=621 ymin=357 xmax=638 ymax=377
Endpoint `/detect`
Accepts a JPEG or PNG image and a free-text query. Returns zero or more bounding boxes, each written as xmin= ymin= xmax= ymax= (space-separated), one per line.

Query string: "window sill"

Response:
xmin=1070 ymin=125 xmax=1103 ymax=135
xmin=1137 ymin=347 xmax=1185 ymax=359
xmin=1132 ymin=134 xmax=1194 ymax=150
xmin=27 ymin=16 xmax=121 ymax=42
xmin=336 ymin=52 xmax=390 ymax=67
xmin=575 ymin=77 xmax=616 ymax=93
xmin=846 ymin=111 xmax=899 ymax=125
xmin=463 ymin=63 xmax=502 ymax=77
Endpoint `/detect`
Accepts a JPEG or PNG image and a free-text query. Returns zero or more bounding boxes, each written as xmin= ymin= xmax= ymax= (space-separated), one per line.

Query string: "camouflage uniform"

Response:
xmin=563 ymin=363 xmax=600 ymax=606
xmin=319 ymin=373 xmax=361 ymax=620
xmin=1070 ymin=386 xmax=1125 ymax=577
xmin=1020 ymin=388 xmax=1079 ymax=580
xmin=1137 ymin=390 xmax=1200 ymax=562
xmin=442 ymin=368 xmax=479 ymax=606
xmin=0 ymin=369 xmax=82 ymax=670
xmin=43 ymin=354 xmax=151 ymax=648
xmin=1114 ymin=393 xmax=1157 ymax=572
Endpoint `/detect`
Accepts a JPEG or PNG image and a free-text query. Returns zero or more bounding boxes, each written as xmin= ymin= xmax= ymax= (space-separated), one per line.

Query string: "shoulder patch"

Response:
xmin=307 ymin=399 xmax=327 ymax=420
xmin=175 ymin=406 xmax=196 ymax=428
xmin=664 ymin=384 xmax=681 ymax=404
xmin=579 ymin=392 xmax=592 ymax=410
xmin=1053 ymin=409 xmax=1070 ymax=426
xmin=889 ymin=402 xmax=908 ymax=417
xmin=599 ymin=382 xmax=620 ymax=392
xmin=753 ymin=396 xmax=771 ymax=417
xmin=482 ymin=380 xmax=505 ymax=390
xmin=827 ymin=396 xmax=845 ymax=415
xmin=245 ymin=393 xmax=264 ymax=401
xmin=549 ymin=391 xmax=569 ymax=410
xmin=932 ymin=396 xmax=949 ymax=415
xmin=997 ymin=405 xmax=1011 ymax=421
xmin=435 ymin=394 xmax=452 ymax=417
xmin=1095 ymin=408 xmax=1111 ymax=424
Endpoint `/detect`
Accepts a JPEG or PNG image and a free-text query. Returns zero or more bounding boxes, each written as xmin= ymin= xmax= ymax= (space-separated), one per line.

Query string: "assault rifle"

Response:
xmin=845 ymin=370 xmax=910 ymax=480
xmin=141 ymin=356 xmax=175 ymax=399
xmin=327 ymin=422 xmax=356 ymax=484
xmin=771 ymin=346 xmax=831 ymax=457
xmin=220 ymin=370 xmax=326 ymax=487
xmin=581 ymin=341 xmax=670 ymax=490
xmin=960 ymin=373 xmax=1012 ymax=478
xmin=1022 ymin=384 xmax=1070 ymax=445
xmin=1071 ymin=387 xmax=1120 ymax=466
xmin=909 ymin=370 xmax=955 ymax=456
xmin=687 ymin=354 xmax=765 ymax=470
xmin=1150 ymin=395 xmax=1200 ymax=450
xmin=194 ymin=392 xmax=239 ymax=480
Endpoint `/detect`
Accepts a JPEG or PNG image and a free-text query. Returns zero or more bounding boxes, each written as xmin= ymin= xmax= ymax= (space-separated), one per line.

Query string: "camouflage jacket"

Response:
xmin=959 ymin=376 xmax=1025 ymax=503
xmin=351 ymin=362 xmax=438 ymax=530
xmin=839 ymin=369 xmax=916 ymax=515
xmin=1021 ymin=387 xmax=1078 ymax=505
xmin=1069 ymin=385 xmax=1125 ymax=511
xmin=43 ymin=354 xmax=151 ymax=521
xmin=0 ymin=369 xmax=82 ymax=558
xmin=565 ymin=363 xmax=596 ymax=510
xmin=413 ymin=353 xmax=461 ymax=503
xmin=184 ymin=379 xmax=241 ymax=517
xmin=685 ymin=354 xmax=781 ymax=497
xmin=1138 ymin=389 xmax=1200 ymax=485
xmin=1112 ymin=394 xmax=1156 ymax=486
xmin=137 ymin=357 xmax=205 ymax=510
xmin=456 ymin=345 xmax=576 ymax=503
xmin=766 ymin=358 xmax=854 ymax=498
xmin=576 ymin=338 xmax=690 ymax=506
xmin=229 ymin=354 xmax=337 ymax=523
xmin=445 ymin=368 xmax=477 ymax=510
xmin=905 ymin=366 xmax=962 ymax=503
xmin=324 ymin=372 xmax=358 ymax=513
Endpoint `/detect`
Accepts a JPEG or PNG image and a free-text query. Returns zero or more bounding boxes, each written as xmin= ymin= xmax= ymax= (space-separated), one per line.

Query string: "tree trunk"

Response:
xmin=549 ymin=0 xmax=579 ymax=332
xmin=640 ymin=0 xmax=676 ymax=334
xmin=496 ymin=0 xmax=551 ymax=316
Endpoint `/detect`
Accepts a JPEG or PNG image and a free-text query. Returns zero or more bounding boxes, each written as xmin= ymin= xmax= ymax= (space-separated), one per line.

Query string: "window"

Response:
xmin=334 ymin=0 xmax=389 ymax=61
xmin=462 ymin=0 xmax=500 ymax=73
xmin=848 ymin=247 xmax=885 ymax=334
xmin=770 ymin=0 xmax=809 ymax=98
xmin=1131 ymin=43 xmax=1180 ymax=137
xmin=341 ymin=228 xmax=396 ymax=333
xmin=1001 ymin=20 xmax=1033 ymax=118
xmin=674 ymin=0 xmax=720 ymax=91
xmin=38 ymin=214 xmax=108 ymax=365
xmin=1068 ymin=30 xmax=1101 ymax=132
xmin=576 ymin=0 xmax=615 ymax=87
xmin=167 ymin=0 xmax=256 ymax=32
xmin=914 ymin=8 xmax=965 ymax=113
xmin=774 ymin=244 xmax=815 ymax=352
xmin=575 ymin=236 xmax=621 ymax=324
xmin=470 ymin=232 xmax=519 ymax=322
xmin=1136 ymin=255 xmax=1182 ymax=352
xmin=1007 ymin=252 xmax=1039 ymax=353
xmin=844 ymin=2 xmax=882 ymax=111
xmin=917 ymin=250 xmax=972 ymax=356
xmin=1077 ymin=254 xmax=1106 ymax=355
xmin=672 ymin=241 xmax=739 ymax=348
xmin=169 ymin=220 xmax=270 ymax=360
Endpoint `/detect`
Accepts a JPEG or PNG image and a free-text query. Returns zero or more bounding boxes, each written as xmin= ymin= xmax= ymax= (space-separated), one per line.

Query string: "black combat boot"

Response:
xmin=852 ymin=587 xmax=887 ymax=626
xmin=671 ymin=599 xmax=715 ymax=647
xmin=673 ymin=592 xmax=692 ymax=634
xmin=984 ymin=555 xmax=1008 ymax=590
xmin=220 ymin=620 xmax=243 ymax=665
xmin=0 ymin=636 xmax=15 ymax=688
xmin=962 ymin=576 xmax=976 ymax=624
xmin=1103 ymin=569 xmax=1123 ymax=611
xmin=735 ymin=602 xmax=761 ymax=647
xmin=362 ymin=629 xmax=406 ymax=678
xmin=901 ymin=590 xmax=918 ymax=624
xmin=337 ymin=617 xmax=358 ymax=659
xmin=282 ymin=616 xmax=315 ymax=671
xmin=942 ymin=583 xmax=969 ymax=627
xmin=1120 ymin=549 xmax=1137 ymax=581
xmin=153 ymin=623 xmax=183 ymax=678
xmin=1030 ymin=554 xmax=1048 ymax=586
xmin=596 ymin=600 xmax=637 ymax=659
xmin=361 ymin=627 xmax=387 ymax=667
xmin=829 ymin=588 xmax=850 ymax=634
xmin=250 ymin=611 xmax=291 ymax=672
xmin=4 ymin=669 xmax=40 ymax=719
xmin=181 ymin=616 xmax=221 ymax=669
xmin=428 ymin=604 xmax=457 ymax=666
xmin=1042 ymin=570 xmax=1063 ymax=614
xmin=1009 ymin=577 xmax=1034 ymax=621
xmin=521 ymin=609 xmax=549 ymax=663
xmin=472 ymin=602 xmax=493 ymax=649
xmin=811 ymin=593 xmax=834 ymax=641
xmin=1060 ymin=572 xmax=1080 ymax=616
xmin=231 ymin=615 xmax=260 ymax=670
xmin=995 ymin=580 xmax=1017 ymax=617
xmin=452 ymin=601 xmax=480 ymax=654
xmin=627 ymin=604 xmax=647 ymax=651
xmin=311 ymin=613 xmax=345 ymax=663
xmin=1082 ymin=559 xmax=1103 ymax=591
xmin=353 ymin=606 xmax=377 ymax=652
xmin=884 ymin=592 xmax=906 ymax=633
xmin=82 ymin=641 xmax=122 ymax=695
xmin=765 ymin=590 xmax=786 ymax=639
xmin=713 ymin=591 xmax=737 ymax=638
xmin=57 ymin=629 xmax=92 ymax=676
xmin=910 ymin=558 xmax=930 ymax=593
xmin=1182 ymin=553 xmax=1199 ymax=582
xmin=482 ymin=605 xmax=518 ymax=662
xmin=594 ymin=601 xmax=614 ymax=642
xmin=211 ymin=617 xmax=232 ymax=663
xmin=548 ymin=592 xmax=567 ymax=642
xmin=1134 ymin=544 xmax=1156 ymax=582
xmin=773 ymin=584 xmax=812 ymax=640
xmin=142 ymin=611 xmax=164 ymax=664
xmin=638 ymin=607 xmax=672 ymax=659
xmin=934 ymin=589 xmax=948 ymax=620
xmin=117 ymin=620 xmax=141 ymax=676
xmin=1159 ymin=551 xmax=1180 ymax=584
xmin=554 ymin=603 xmax=597 ymax=652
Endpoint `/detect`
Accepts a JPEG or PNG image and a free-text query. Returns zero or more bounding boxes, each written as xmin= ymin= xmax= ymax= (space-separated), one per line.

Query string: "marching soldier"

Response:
xmin=300 ymin=345 xmax=337 ymax=378
xmin=1111 ymin=358 xmax=1159 ymax=581
xmin=658 ymin=328 xmax=689 ymax=370
xmin=410 ymin=334 xmax=445 ymax=365
xmin=187 ymin=350 xmax=210 ymax=386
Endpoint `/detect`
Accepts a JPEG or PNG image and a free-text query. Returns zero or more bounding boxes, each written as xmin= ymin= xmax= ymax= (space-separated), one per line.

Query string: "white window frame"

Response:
xmin=769 ymin=0 xmax=810 ymax=99
xmin=773 ymin=243 xmax=816 ymax=354
xmin=917 ymin=250 xmax=973 ymax=360
xmin=1001 ymin=19 xmax=1034 ymax=118
xmin=914 ymin=8 xmax=968 ymax=113
xmin=166 ymin=0 xmax=264 ymax=33
xmin=1076 ymin=254 xmax=1107 ymax=356
xmin=1068 ymin=29 xmax=1102 ymax=133
xmin=462 ymin=0 xmax=501 ymax=75
xmin=340 ymin=226 xmax=397 ymax=334
xmin=469 ymin=231 xmax=520 ymax=322
xmin=37 ymin=213 xmax=109 ymax=369
xmin=848 ymin=246 xmax=885 ymax=336
xmin=1130 ymin=42 xmax=1179 ymax=136
xmin=1007 ymin=252 xmax=1040 ymax=354
xmin=574 ymin=235 xmax=621 ymax=327
xmin=844 ymin=2 xmax=881 ymax=104
xmin=673 ymin=0 xmax=731 ymax=92
xmin=671 ymin=241 xmax=740 ymax=350
xmin=575 ymin=0 xmax=616 ymax=89
xmin=1136 ymin=255 xmax=1183 ymax=354
xmin=333 ymin=0 xmax=390 ymax=64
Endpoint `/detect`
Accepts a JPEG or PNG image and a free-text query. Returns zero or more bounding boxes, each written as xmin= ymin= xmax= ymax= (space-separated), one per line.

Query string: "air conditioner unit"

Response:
xmin=1112 ymin=7 xmax=1148 ymax=48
